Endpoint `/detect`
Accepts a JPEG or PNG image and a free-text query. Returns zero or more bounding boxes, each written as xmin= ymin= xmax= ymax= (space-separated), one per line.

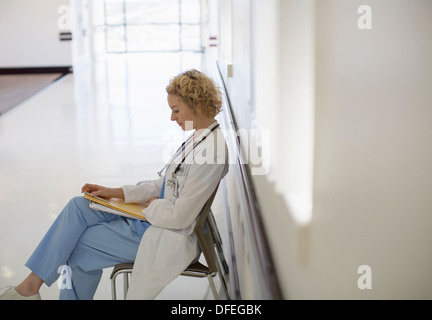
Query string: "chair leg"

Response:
xmin=123 ymin=272 xmax=130 ymax=300
xmin=111 ymin=270 xmax=132 ymax=300
xmin=111 ymin=275 xmax=117 ymax=300
xmin=215 ymin=257 xmax=230 ymax=300
xmin=207 ymin=274 xmax=219 ymax=300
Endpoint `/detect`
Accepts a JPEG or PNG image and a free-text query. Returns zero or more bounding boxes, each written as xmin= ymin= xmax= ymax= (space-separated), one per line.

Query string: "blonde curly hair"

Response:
xmin=166 ymin=69 xmax=223 ymax=118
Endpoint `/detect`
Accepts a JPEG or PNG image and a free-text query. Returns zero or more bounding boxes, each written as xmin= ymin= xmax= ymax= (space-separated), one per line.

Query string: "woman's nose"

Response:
xmin=171 ymin=112 xmax=176 ymax=121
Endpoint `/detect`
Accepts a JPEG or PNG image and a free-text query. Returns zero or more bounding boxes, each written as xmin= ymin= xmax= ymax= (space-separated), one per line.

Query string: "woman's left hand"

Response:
xmin=81 ymin=183 xmax=125 ymax=200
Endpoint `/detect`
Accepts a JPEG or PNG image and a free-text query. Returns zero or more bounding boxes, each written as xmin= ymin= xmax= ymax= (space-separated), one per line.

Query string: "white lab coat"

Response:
xmin=123 ymin=122 xmax=228 ymax=299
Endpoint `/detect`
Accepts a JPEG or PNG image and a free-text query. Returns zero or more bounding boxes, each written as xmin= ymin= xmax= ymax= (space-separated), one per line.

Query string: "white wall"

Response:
xmin=213 ymin=0 xmax=432 ymax=299
xmin=0 ymin=0 xmax=72 ymax=68
xmin=310 ymin=0 xmax=432 ymax=299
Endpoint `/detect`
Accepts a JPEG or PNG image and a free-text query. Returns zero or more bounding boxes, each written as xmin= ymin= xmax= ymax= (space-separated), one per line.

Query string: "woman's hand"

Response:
xmin=81 ymin=184 xmax=125 ymax=200
xmin=144 ymin=196 xmax=159 ymax=208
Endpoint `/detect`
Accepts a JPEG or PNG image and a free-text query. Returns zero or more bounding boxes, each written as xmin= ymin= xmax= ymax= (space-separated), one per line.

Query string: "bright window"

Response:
xmin=102 ymin=0 xmax=202 ymax=53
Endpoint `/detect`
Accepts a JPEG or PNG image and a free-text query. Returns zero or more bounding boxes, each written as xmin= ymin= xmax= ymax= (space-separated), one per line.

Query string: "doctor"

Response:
xmin=0 ymin=69 xmax=228 ymax=300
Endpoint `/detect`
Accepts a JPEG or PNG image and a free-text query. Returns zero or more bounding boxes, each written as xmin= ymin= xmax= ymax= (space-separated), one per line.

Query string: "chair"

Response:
xmin=110 ymin=186 xmax=230 ymax=300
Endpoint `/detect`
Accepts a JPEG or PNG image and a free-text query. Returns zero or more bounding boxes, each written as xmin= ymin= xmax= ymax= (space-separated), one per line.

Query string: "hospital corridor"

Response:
xmin=1 ymin=0 xmax=432 ymax=302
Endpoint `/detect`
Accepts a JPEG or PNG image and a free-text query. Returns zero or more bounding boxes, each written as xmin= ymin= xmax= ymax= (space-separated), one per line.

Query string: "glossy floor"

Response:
xmin=0 ymin=52 xmax=219 ymax=300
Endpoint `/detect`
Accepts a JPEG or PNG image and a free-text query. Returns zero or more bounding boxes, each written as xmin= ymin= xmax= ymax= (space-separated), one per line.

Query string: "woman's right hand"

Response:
xmin=81 ymin=184 xmax=125 ymax=200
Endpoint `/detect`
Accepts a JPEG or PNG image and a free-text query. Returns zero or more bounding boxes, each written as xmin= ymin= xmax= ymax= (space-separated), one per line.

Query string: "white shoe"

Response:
xmin=0 ymin=286 xmax=41 ymax=300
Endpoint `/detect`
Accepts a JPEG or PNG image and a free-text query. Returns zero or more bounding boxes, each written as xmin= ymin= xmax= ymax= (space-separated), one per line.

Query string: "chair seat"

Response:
xmin=110 ymin=261 xmax=212 ymax=280
xmin=110 ymin=263 xmax=134 ymax=279
xmin=181 ymin=261 xmax=212 ymax=278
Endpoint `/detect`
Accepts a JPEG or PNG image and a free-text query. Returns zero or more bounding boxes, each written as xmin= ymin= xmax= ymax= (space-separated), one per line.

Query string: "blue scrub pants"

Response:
xmin=25 ymin=196 xmax=150 ymax=300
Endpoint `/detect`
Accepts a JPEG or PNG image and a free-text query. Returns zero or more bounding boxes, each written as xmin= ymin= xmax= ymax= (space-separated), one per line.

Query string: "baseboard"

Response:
xmin=0 ymin=66 xmax=73 ymax=75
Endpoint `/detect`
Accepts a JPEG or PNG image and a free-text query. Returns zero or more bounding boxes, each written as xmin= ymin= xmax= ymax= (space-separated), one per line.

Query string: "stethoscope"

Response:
xmin=157 ymin=123 xmax=220 ymax=197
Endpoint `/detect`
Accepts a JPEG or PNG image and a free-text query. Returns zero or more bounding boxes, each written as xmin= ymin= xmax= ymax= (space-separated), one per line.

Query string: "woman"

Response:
xmin=0 ymin=69 xmax=228 ymax=300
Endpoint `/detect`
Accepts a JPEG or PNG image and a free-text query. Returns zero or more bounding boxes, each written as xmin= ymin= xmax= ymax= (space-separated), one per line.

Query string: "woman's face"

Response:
xmin=167 ymin=94 xmax=198 ymax=131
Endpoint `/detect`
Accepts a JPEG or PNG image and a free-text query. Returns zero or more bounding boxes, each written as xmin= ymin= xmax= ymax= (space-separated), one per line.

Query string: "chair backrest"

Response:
xmin=194 ymin=185 xmax=220 ymax=274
